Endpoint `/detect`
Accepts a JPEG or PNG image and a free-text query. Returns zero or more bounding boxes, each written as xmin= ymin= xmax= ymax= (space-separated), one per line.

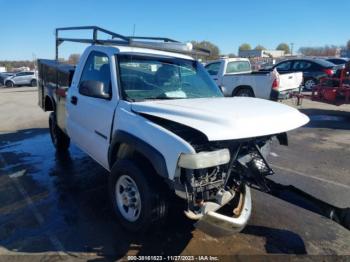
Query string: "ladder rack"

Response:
xmin=55 ymin=26 xmax=210 ymax=60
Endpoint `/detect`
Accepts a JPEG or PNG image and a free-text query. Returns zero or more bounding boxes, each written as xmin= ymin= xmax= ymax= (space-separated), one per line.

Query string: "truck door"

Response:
xmin=205 ymin=62 xmax=221 ymax=85
xmin=13 ymin=72 xmax=25 ymax=85
xmin=66 ymin=50 xmax=118 ymax=170
xmin=22 ymin=72 xmax=33 ymax=85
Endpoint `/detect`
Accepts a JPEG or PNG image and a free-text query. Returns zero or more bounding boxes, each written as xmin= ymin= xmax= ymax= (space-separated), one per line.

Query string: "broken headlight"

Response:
xmin=178 ymin=149 xmax=230 ymax=169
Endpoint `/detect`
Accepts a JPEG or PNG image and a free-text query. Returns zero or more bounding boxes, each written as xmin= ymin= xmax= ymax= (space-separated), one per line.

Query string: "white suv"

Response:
xmin=4 ymin=71 xmax=37 ymax=87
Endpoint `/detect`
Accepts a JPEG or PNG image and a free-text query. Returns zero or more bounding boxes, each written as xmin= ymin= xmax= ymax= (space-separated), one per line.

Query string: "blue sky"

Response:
xmin=0 ymin=0 xmax=349 ymax=60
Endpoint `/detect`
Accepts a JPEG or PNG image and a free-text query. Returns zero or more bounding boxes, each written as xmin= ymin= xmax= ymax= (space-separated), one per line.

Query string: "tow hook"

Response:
xmin=233 ymin=192 xmax=244 ymax=216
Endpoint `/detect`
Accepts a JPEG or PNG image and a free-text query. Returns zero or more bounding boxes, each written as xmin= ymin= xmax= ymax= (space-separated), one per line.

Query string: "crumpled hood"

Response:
xmin=131 ymin=97 xmax=309 ymax=141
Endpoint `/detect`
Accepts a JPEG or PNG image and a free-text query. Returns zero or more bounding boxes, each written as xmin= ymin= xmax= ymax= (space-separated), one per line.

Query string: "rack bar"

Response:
xmin=55 ymin=26 xmax=210 ymax=60
xmin=125 ymin=36 xmax=180 ymax=43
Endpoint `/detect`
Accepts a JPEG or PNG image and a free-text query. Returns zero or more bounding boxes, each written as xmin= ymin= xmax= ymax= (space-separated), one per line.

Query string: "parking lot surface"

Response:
xmin=0 ymin=87 xmax=350 ymax=260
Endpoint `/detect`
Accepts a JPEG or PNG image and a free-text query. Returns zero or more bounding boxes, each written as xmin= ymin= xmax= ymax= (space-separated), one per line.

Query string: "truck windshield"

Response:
xmin=117 ymin=54 xmax=223 ymax=101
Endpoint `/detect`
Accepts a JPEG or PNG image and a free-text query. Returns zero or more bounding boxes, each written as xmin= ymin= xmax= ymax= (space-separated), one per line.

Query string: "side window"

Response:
xmin=205 ymin=62 xmax=221 ymax=76
xmin=79 ymin=51 xmax=111 ymax=96
xmin=226 ymin=61 xmax=251 ymax=74
xmin=275 ymin=61 xmax=292 ymax=71
xmin=311 ymin=62 xmax=322 ymax=70
xmin=292 ymin=61 xmax=312 ymax=71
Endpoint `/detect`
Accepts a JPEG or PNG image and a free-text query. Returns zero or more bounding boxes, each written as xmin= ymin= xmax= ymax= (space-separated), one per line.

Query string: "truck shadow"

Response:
xmin=243 ymin=225 xmax=306 ymax=254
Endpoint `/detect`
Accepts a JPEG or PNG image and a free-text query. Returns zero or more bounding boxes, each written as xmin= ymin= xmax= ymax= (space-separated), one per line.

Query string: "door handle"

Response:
xmin=71 ymin=96 xmax=78 ymax=105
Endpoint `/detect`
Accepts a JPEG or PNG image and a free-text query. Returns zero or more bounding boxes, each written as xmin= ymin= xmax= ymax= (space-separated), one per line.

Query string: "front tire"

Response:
xmin=5 ymin=81 xmax=14 ymax=88
xmin=109 ymin=159 xmax=168 ymax=232
xmin=49 ymin=112 xmax=70 ymax=151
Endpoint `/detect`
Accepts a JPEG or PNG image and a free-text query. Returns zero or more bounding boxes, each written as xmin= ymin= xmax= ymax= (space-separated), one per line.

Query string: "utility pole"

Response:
xmin=290 ymin=42 xmax=294 ymax=56
xmin=32 ymin=53 xmax=37 ymax=71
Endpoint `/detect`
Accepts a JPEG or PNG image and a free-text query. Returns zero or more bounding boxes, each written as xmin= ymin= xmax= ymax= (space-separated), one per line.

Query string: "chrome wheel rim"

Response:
xmin=305 ymin=80 xmax=315 ymax=89
xmin=115 ymin=175 xmax=141 ymax=222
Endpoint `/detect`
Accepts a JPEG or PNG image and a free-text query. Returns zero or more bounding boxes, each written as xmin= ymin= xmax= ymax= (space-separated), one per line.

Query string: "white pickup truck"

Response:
xmin=38 ymin=27 xmax=309 ymax=233
xmin=205 ymin=58 xmax=303 ymax=100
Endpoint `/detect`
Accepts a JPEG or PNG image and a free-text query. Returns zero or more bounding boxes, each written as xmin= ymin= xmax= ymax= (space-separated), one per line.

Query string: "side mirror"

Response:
xmin=79 ymin=80 xmax=110 ymax=99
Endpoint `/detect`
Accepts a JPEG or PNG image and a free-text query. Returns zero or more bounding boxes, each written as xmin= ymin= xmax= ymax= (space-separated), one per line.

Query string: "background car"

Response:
xmin=325 ymin=57 xmax=349 ymax=66
xmin=4 ymin=71 xmax=37 ymax=87
xmin=0 ymin=72 xmax=15 ymax=86
xmin=271 ymin=58 xmax=341 ymax=90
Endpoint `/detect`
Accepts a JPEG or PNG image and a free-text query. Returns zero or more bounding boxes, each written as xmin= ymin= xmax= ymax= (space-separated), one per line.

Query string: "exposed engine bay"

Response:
xmin=180 ymin=138 xmax=274 ymax=214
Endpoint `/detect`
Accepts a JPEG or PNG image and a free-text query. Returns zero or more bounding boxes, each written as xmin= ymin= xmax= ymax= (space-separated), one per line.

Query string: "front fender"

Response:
xmin=110 ymin=101 xmax=195 ymax=180
xmin=108 ymin=130 xmax=168 ymax=179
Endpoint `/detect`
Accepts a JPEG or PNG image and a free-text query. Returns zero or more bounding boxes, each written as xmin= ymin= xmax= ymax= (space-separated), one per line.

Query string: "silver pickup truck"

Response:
xmin=205 ymin=58 xmax=303 ymax=100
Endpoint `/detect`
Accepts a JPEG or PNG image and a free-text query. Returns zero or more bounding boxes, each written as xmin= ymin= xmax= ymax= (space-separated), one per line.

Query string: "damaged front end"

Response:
xmin=175 ymin=136 xmax=283 ymax=233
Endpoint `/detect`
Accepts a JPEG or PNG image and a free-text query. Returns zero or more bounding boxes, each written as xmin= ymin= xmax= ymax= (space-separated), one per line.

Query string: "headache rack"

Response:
xmin=55 ymin=26 xmax=210 ymax=60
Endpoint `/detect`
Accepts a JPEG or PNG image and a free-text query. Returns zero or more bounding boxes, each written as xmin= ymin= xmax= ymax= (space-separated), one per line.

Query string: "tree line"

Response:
xmin=0 ymin=60 xmax=35 ymax=71
xmin=238 ymin=40 xmax=350 ymax=57
xmin=1 ymin=40 xmax=350 ymax=70
xmin=238 ymin=43 xmax=291 ymax=53
xmin=0 ymin=54 xmax=80 ymax=71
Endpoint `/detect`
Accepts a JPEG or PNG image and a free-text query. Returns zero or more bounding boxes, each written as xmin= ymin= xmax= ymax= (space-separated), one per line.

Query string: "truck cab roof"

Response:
xmin=91 ymin=44 xmax=195 ymax=60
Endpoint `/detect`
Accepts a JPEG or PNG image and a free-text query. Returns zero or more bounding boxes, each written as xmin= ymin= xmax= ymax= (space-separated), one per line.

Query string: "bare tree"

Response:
xmin=239 ymin=43 xmax=252 ymax=51
xmin=254 ymin=45 xmax=266 ymax=50
xmin=67 ymin=54 xmax=81 ymax=65
xmin=228 ymin=53 xmax=237 ymax=58
xmin=191 ymin=41 xmax=220 ymax=61
xmin=298 ymin=45 xmax=339 ymax=56
xmin=0 ymin=60 xmax=35 ymax=71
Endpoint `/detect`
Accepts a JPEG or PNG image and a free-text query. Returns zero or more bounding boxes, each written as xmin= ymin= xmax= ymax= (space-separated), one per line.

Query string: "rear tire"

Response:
xmin=49 ymin=112 xmax=70 ymax=151
xmin=5 ymin=81 xmax=14 ymax=88
xmin=109 ymin=159 xmax=168 ymax=232
xmin=30 ymin=79 xmax=37 ymax=87
xmin=234 ymin=88 xmax=254 ymax=97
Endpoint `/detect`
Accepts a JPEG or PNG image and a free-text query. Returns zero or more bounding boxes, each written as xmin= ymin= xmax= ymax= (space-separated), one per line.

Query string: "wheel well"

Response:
xmin=44 ymin=96 xmax=55 ymax=111
xmin=110 ymin=143 xmax=168 ymax=186
xmin=109 ymin=131 xmax=169 ymax=180
xmin=111 ymin=143 xmax=154 ymax=171
xmin=232 ymin=85 xmax=255 ymax=97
